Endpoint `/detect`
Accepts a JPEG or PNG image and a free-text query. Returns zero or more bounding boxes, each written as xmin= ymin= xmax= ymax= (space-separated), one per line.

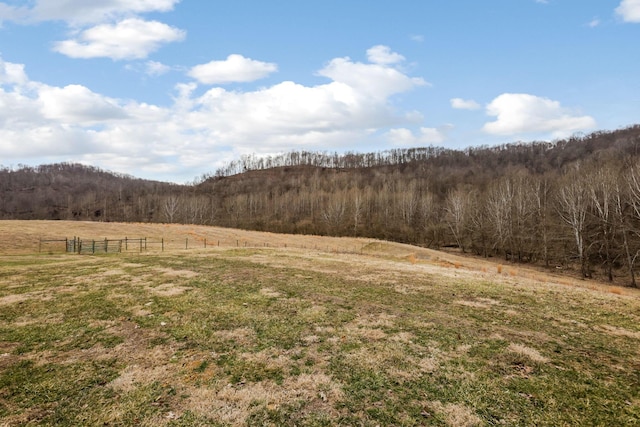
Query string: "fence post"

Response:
xmin=125 ymin=237 xmax=128 ymax=251
xmin=105 ymin=238 xmax=108 ymax=253
xmin=161 ymin=238 xmax=164 ymax=252
xmin=92 ymin=240 xmax=95 ymax=254
xmin=144 ymin=237 xmax=147 ymax=251
xmin=204 ymin=238 xmax=207 ymax=249
xmin=186 ymin=238 xmax=188 ymax=249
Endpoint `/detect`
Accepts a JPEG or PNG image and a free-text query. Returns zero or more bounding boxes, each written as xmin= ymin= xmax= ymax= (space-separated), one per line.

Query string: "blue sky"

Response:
xmin=0 ymin=0 xmax=639 ymax=183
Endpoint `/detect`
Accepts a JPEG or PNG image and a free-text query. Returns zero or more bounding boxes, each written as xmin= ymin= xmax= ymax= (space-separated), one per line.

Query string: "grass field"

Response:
xmin=0 ymin=221 xmax=639 ymax=426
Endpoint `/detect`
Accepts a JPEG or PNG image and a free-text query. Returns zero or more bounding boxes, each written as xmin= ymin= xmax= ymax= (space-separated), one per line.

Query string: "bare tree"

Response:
xmin=163 ymin=195 xmax=181 ymax=223
xmin=621 ymin=160 xmax=640 ymax=287
xmin=419 ymin=189 xmax=442 ymax=248
xmin=185 ymin=196 xmax=209 ymax=224
xmin=557 ymin=167 xmax=590 ymax=278
xmin=350 ymin=188 xmax=365 ymax=236
xmin=322 ymin=192 xmax=346 ymax=233
xmin=588 ymin=165 xmax=617 ymax=282
xmin=614 ymin=176 xmax=637 ymax=287
xmin=467 ymin=190 xmax=490 ymax=258
xmin=444 ymin=187 xmax=470 ymax=252
xmin=486 ymin=179 xmax=513 ymax=259
xmin=532 ymin=176 xmax=552 ymax=267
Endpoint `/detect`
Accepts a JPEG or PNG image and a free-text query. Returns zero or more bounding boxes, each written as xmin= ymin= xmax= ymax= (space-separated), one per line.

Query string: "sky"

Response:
xmin=0 ymin=1 xmax=639 ymax=183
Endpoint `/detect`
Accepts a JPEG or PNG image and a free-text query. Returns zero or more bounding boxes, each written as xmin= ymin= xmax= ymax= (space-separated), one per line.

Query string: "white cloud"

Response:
xmin=450 ymin=98 xmax=481 ymax=110
xmin=145 ymin=60 xmax=172 ymax=76
xmin=0 ymin=57 xmax=28 ymax=85
xmin=616 ymin=0 xmax=640 ymax=22
xmin=387 ymin=126 xmax=450 ymax=147
xmin=482 ymin=93 xmax=596 ymax=137
xmin=317 ymin=50 xmax=426 ymax=101
xmin=0 ymin=0 xmax=180 ymax=25
xmin=588 ymin=18 xmax=601 ymax=28
xmin=1 ymin=1 xmax=185 ymax=61
xmin=53 ymin=18 xmax=185 ymax=60
xmin=38 ymin=84 xmax=128 ymax=123
xmin=188 ymin=55 xmax=278 ymax=85
xmin=0 ymin=47 xmax=428 ymax=182
xmin=125 ymin=60 xmax=175 ymax=76
xmin=0 ymin=3 xmax=28 ymax=23
xmin=366 ymin=45 xmax=405 ymax=65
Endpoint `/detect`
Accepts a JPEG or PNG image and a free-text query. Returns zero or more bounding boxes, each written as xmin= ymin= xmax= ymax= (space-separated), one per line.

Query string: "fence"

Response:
xmin=37 ymin=236 xmax=368 ymax=256
xmin=37 ymin=237 xmax=146 ymax=254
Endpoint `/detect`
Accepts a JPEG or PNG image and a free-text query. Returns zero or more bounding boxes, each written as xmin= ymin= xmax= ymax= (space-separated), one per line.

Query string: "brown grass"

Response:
xmin=1 ymin=220 xmax=640 ymax=425
xmin=506 ymin=343 xmax=549 ymax=363
xmin=4 ymin=220 xmax=638 ymax=299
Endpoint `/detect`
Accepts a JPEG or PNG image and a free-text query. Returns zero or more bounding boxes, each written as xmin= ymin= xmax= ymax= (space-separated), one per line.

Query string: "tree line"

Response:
xmin=2 ymin=125 xmax=640 ymax=286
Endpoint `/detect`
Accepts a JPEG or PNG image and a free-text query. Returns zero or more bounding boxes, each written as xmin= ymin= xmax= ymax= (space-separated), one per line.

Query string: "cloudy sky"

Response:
xmin=0 ymin=0 xmax=639 ymax=182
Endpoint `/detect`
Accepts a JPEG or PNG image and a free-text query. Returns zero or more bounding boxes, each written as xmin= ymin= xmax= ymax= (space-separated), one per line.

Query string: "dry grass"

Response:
xmin=428 ymin=401 xmax=482 ymax=427
xmin=506 ymin=343 xmax=549 ymax=363
xmin=1 ymin=221 xmax=639 ymax=426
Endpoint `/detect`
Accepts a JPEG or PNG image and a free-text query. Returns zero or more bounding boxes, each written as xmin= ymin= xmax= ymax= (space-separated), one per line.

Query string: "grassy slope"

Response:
xmin=0 ymin=221 xmax=639 ymax=426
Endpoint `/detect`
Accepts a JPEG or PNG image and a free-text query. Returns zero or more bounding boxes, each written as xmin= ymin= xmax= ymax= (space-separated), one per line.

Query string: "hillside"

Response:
xmin=0 ymin=220 xmax=638 ymax=425
xmin=2 ymin=125 xmax=640 ymax=285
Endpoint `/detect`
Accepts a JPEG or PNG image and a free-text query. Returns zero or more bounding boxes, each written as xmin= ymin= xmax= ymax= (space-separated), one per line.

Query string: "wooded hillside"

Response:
xmin=2 ymin=125 xmax=640 ymax=285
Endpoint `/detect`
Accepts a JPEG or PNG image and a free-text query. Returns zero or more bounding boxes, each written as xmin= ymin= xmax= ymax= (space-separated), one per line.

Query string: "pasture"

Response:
xmin=0 ymin=221 xmax=639 ymax=426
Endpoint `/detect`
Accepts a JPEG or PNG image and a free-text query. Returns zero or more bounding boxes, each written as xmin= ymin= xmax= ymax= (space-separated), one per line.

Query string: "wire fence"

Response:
xmin=37 ymin=236 xmax=368 ymax=256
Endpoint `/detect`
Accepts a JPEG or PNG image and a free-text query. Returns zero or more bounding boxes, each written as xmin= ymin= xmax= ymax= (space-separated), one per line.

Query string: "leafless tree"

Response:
xmin=557 ymin=166 xmax=590 ymax=278
xmin=587 ymin=165 xmax=617 ymax=281
xmin=532 ymin=176 xmax=553 ymax=267
xmin=614 ymin=175 xmax=637 ymax=287
xmin=486 ymin=179 xmax=513 ymax=259
xmin=444 ymin=187 xmax=470 ymax=252
xmin=163 ymin=195 xmax=181 ymax=223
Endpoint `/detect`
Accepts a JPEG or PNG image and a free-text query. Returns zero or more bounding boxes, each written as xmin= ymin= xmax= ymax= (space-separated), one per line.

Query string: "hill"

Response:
xmin=3 ymin=125 xmax=640 ymax=285
xmin=0 ymin=220 xmax=638 ymax=425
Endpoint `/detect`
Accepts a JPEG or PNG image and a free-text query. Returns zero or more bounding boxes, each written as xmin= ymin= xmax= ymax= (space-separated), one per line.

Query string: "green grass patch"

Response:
xmin=1 ymin=248 xmax=639 ymax=425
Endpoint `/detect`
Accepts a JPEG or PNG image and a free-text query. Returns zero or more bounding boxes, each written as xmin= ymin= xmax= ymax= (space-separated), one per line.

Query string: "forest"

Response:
xmin=2 ymin=125 xmax=640 ymax=286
